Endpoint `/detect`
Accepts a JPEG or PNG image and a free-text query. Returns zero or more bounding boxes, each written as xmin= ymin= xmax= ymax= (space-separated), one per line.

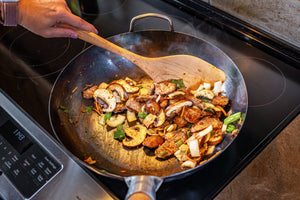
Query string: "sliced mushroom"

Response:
xmin=93 ymin=89 xmax=116 ymax=112
xmin=122 ymin=125 xmax=147 ymax=148
xmin=113 ymin=79 xmax=139 ymax=94
xmin=165 ymin=100 xmax=193 ymax=118
xmin=98 ymin=82 xmax=109 ymax=89
xmin=145 ymin=100 xmax=160 ymax=115
xmin=154 ymin=109 xmax=165 ymax=127
xmin=125 ymin=77 xmax=137 ymax=86
xmin=192 ymin=89 xmax=215 ymax=100
xmin=107 ymin=83 xmax=128 ymax=103
xmin=106 ymin=114 xmax=126 ymax=127
xmin=167 ymin=91 xmax=185 ymax=98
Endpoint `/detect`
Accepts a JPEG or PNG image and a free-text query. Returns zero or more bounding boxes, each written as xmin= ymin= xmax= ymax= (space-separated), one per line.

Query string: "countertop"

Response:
xmin=215 ymin=114 xmax=300 ymax=199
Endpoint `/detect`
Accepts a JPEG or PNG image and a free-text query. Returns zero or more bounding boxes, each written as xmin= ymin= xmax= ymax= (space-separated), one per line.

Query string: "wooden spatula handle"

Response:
xmin=58 ymin=23 xmax=143 ymax=65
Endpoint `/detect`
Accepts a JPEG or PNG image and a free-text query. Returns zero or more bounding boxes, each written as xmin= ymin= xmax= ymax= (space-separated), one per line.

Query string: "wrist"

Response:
xmin=0 ymin=0 xmax=19 ymax=26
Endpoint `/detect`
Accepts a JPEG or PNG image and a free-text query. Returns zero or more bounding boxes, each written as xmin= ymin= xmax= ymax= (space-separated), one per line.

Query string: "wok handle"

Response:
xmin=129 ymin=13 xmax=174 ymax=32
xmin=124 ymin=176 xmax=163 ymax=200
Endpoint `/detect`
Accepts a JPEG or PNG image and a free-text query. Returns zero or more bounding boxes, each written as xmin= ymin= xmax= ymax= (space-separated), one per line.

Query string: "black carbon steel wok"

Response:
xmin=49 ymin=14 xmax=248 ymax=200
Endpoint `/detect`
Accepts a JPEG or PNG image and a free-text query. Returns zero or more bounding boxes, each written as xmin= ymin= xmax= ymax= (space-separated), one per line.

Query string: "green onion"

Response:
xmin=205 ymin=108 xmax=216 ymax=114
xmin=117 ymin=124 xmax=123 ymax=131
xmin=138 ymin=112 xmax=148 ymax=118
xmin=68 ymin=119 xmax=73 ymax=124
xmin=137 ymin=85 xmax=143 ymax=88
xmin=175 ymin=140 xmax=183 ymax=147
xmin=187 ymin=130 xmax=192 ymax=138
xmin=104 ymin=112 xmax=112 ymax=123
xmin=187 ymin=123 xmax=193 ymax=128
xmin=226 ymin=124 xmax=235 ymax=132
xmin=86 ymin=106 xmax=92 ymax=115
xmin=171 ymin=79 xmax=185 ymax=90
xmin=114 ymin=124 xmax=125 ymax=140
xmin=160 ymin=150 xmax=168 ymax=156
xmin=178 ymin=80 xmax=185 ymax=88
xmin=59 ymin=105 xmax=66 ymax=110
xmin=201 ymin=98 xmax=209 ymax=102
xmin=63 ymin=109 xmax=69 ymax=114
xmin=224 ymin=112 xmax=241 ymax=125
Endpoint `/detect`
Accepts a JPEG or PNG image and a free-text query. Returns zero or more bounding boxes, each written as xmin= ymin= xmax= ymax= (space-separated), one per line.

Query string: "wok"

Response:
xmin=49 ymin=14 xmax=248 ymax=200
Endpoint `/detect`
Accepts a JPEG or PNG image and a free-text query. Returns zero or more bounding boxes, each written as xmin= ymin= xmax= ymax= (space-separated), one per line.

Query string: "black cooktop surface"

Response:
xmin=0 ymin=0 xmax=299 ymax=199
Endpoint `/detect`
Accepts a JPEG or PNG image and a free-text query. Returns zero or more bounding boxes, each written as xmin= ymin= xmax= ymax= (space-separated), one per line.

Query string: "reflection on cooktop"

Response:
xmin=0 ymin=27 xmax=88 ymax=78
xmin=233 ymin=57 xmax=286 ymax=107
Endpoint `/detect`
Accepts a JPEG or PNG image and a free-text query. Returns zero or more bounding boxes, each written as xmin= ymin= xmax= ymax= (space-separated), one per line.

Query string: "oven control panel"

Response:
xmin=0 ymin=90 xmax=116 ymax=200
xmin=0 ymin=115 xmax=62 ymax=198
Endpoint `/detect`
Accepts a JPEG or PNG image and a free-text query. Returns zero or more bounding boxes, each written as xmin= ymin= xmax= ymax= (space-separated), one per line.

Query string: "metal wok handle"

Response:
xmin=129 ymin=13 xmax=174 ymax=32
xmin=125 ymin=175 xmax=163 ymax=200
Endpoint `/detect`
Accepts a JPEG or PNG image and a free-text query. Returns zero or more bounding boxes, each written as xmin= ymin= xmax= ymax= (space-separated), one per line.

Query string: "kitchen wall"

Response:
xmin=204 ymin=0 xmax=300 ymax=48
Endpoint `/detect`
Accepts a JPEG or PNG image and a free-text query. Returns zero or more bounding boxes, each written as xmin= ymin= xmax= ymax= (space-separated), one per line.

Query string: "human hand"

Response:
xmin=18 ymin=0 xmax=98 ymax=38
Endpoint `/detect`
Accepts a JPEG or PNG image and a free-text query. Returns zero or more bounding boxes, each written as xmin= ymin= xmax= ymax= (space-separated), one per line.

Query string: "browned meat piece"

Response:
xmin=159 ymin=99 xmax=169 ymax=109
xmin=191 ymin=117 xmax=222 ymax=133
xmin=143 ymin=135 xmax=164 ymax=148
xmin=212 ymin=95 xmax=229 ymax=107
xmin=155 ymin=81 xmax=176 ymax=95
xmin=82 ymin=85 xmax=98 ymax=99
xmin=183 ymin=107 xmax=212 ymax=123
xmin=185 ymin=95 xmax=206 ymax=110
xmin=208 ymin=129 xmax=223 ymax=145
xmin=155 ymin=130 xmax=188 ymax=159
xmin=113 ymin=103 xmax=126 ymax=113
xmin=125 ymin=97 xmax=144 ymax=113
xmin=173 ymin=115 xmax=188 ymax=128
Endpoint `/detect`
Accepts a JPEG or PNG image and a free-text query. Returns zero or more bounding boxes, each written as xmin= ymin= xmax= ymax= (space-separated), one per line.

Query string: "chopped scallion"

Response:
xmin=171 ymin=79 xmax=185 ymax=90
xmin=201 ymin=98 xmax=209 ymax=102
xmin=205 ymin=108 xmax=216 ymax=114
xmin=59 ymin=105 xmax=66 ymax=110
xmin=63 ymin=109 xmax=69 ymax=114
xmin=187 ymin=130 xmax=192 ymax=138
xmin=114 ymin=124 xmax=125 ymax=140
xmin=175 ymin=140 xmax=183 ymax=147
xmin=104 ymin=112 xmax=112 ymax=123
xmin=160 ymin=150 xmax=168 ymax=156
xmin=86 ymin=106 xmax=92 ymax=114
xmin=226 ymin=124 xmax=235 ymax=132
xmin=138 ymin=112 xmax=148 ymax=118
xmin=224 ymin=112 xmax=241 ymax=125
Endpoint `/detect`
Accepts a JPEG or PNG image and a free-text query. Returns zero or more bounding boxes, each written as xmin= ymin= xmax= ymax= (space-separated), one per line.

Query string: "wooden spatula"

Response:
xmin=65 ymin=25 xmax=226 ymax=89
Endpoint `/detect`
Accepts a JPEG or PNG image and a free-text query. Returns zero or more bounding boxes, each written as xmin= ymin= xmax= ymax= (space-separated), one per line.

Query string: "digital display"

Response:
xmin=0 ymin=121 xmax=32 ymax=154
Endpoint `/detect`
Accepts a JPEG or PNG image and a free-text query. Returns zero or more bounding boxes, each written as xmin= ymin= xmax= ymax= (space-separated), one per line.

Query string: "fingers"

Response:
xmin=41 ymin=27 xmax=78 ymax=38
xmin=60 ymin=11 xmax=98 ymax=34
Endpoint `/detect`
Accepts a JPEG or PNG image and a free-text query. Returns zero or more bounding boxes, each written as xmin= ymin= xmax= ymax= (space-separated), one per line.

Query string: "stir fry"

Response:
xmin=82 ymin=77 xmax=242 ymax=169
